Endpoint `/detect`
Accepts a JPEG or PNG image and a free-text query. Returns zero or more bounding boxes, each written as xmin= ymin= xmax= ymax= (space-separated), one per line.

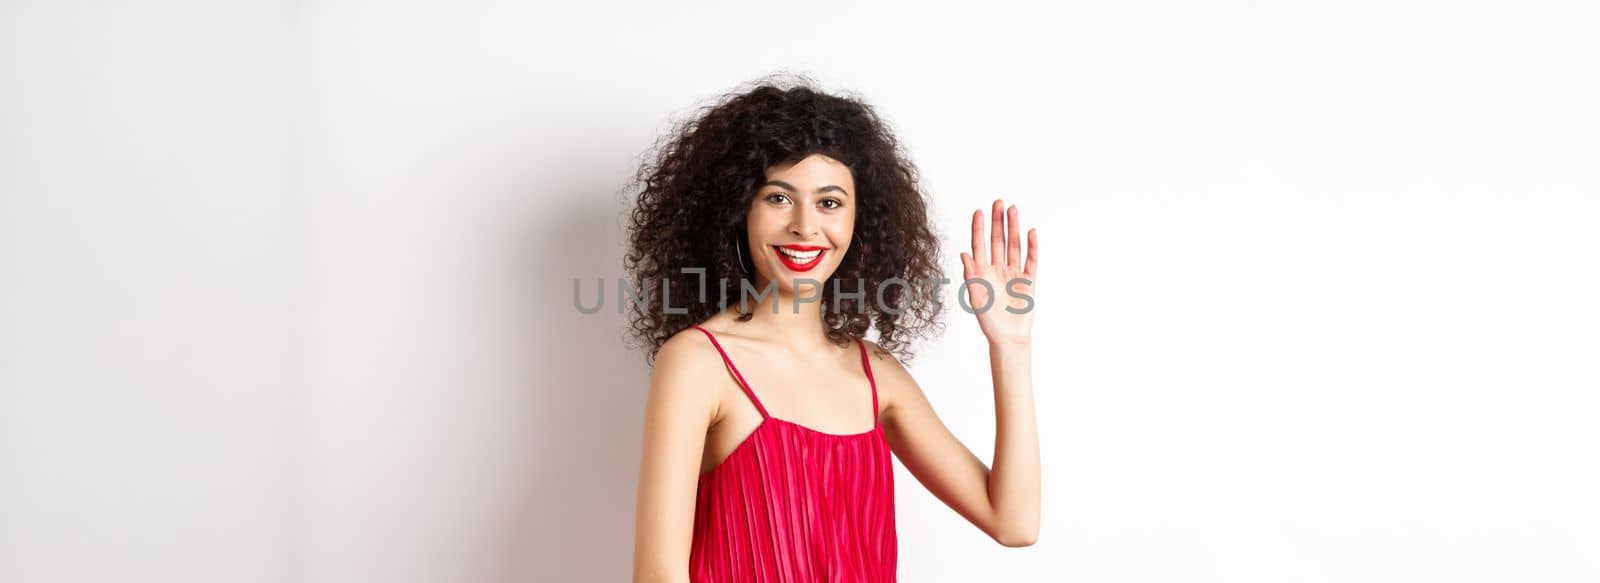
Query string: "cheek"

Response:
xmin=745 ymin=207 xmax=780 ymax=233
xmin=826 ymin=221 xmax=855 ymax=251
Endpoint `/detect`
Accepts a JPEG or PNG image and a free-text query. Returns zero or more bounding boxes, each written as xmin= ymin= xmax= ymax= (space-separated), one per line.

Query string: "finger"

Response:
xmin=1006 ymin=205 xmax=1022 ymax=268
xmin=990 ymin=199 xmax=1005 ymax=265
xmin=970 ymin=209 xmax=986 ymax=266
xmin=960 ymin=252 xmax=974 ymax=281
xmin=1024 ymin=228 xmax=1039 ymax=278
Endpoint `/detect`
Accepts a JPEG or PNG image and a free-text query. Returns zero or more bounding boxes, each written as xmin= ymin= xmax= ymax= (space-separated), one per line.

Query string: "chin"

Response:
xmin=759 ymin=266 xmax=837 ymax=296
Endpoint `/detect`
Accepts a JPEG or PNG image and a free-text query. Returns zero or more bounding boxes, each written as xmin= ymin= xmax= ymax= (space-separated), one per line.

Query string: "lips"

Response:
xmin=772 ymin=244 xmax=828 ymax=272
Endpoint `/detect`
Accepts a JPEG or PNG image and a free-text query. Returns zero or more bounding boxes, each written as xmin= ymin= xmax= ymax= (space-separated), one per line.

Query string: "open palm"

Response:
xmin=959 ymin=199 xmax=1039 ymax=345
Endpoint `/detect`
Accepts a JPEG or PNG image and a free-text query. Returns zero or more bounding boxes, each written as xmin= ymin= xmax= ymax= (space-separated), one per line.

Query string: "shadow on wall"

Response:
xmin=495 ymin=164 xmax=652 ymax=581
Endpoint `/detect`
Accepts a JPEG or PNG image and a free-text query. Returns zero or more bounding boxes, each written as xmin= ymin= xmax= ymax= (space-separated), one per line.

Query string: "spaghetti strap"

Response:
xmin=689 ymin=325 xmax=770 ymax=419
xmin=856 ymin=337 xmax=879 ymax=420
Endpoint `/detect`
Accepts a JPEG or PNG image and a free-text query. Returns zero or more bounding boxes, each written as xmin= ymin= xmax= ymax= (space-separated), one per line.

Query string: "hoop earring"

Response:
xmin=733 ymin=230 xmax=755 ymax=317
xmin=734 ymin=230 xmax=754 ymax=275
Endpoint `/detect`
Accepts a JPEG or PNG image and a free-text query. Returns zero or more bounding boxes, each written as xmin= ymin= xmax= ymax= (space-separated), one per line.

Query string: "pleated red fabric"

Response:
xmin=686 ymin=325 xmax=897 ymax=583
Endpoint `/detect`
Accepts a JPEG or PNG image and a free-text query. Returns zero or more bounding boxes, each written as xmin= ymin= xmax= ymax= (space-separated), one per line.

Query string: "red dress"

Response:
xmin=686 ymin=325 xmax=898 ymax=582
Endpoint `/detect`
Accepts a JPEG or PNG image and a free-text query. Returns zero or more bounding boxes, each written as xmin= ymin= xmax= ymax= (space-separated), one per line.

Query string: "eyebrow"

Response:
xmin=761 ymin=180 xmax=850 ymax=197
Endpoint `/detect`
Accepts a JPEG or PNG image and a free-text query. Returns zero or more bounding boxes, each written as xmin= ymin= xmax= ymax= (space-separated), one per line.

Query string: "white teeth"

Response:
xmin=776 ymin=247 xmax=822 ymax=261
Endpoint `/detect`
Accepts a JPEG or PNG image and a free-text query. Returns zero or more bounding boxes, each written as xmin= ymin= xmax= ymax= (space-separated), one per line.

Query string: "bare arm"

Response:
xmin=878 ymin=198 xmax=1043 ymax=547
xmin=983 ymin=339 xmax=1040 ymax=545
xmin=875 ymin=340 xmax=1041 ymax=547
xmin=632 ymin=333 xmax=720 ymax=582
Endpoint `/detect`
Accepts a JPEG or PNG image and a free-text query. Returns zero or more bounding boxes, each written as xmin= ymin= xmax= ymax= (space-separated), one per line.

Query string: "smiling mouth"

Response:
xmin=772 ymin=245 xmax=827 ymax=272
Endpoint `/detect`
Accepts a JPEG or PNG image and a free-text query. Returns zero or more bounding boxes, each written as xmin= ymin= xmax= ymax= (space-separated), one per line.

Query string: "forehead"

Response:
xmin=764 ymin=153 xmax=855 ymax=187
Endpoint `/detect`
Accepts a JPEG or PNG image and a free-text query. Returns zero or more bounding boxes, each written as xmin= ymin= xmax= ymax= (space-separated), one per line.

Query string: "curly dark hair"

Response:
xmin=624 ymin=74 xmax=945 ymax=364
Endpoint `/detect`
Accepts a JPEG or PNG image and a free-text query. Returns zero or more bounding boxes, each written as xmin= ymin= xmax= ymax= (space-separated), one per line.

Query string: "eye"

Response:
xmin=820 ymin=198 xmax=843 ymax=209
xmin=765 ymin=193 xmax=791 ymax=204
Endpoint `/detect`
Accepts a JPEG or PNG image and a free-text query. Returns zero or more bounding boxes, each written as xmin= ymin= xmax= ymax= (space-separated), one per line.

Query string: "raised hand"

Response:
xmin=958 ymin=199 xmax=1039 ymax=345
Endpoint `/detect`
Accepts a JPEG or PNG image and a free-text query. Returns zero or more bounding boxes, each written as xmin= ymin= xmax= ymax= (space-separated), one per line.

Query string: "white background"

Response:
xmin=4 ymin=1 xmax=1598 ymax=581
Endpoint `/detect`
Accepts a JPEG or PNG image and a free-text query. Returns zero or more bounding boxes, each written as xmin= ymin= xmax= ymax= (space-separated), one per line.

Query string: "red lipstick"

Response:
xmin=771 ymin=244 xmax=827 ymax=272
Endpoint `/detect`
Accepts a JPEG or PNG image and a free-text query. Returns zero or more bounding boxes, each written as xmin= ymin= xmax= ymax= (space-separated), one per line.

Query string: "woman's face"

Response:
xmin=745 ymin=153 xmax=857 ymax=295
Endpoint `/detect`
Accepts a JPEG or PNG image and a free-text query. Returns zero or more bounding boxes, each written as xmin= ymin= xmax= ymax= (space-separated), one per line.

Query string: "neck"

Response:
xmin=736 ymin=276 xmax=831 ymax=350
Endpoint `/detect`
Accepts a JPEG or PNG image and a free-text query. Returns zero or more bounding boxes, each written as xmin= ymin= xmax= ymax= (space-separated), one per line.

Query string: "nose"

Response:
xmin=789 ymin=207 xmax=819 ymax=239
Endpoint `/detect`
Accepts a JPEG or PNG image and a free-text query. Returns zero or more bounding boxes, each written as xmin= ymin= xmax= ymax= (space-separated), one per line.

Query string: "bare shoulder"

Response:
xmin=654 ymin=326 xmax=720 ymax=371
xmin=858 ymin=338 xmax=921 ymax=413
xmin=646 ymin=327 xmax=726 ymax=420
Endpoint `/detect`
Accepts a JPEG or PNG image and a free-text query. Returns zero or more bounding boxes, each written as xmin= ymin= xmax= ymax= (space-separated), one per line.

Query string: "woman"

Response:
xmin=627 ymin=78 xmax=1041 ymax=582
